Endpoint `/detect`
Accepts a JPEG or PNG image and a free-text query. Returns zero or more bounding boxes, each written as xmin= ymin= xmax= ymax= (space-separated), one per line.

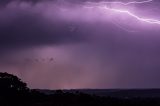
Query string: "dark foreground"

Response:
xmin=2 ymin=90 xmax=160 ymax=106
xmin=1 ymin=72 xmax=160 ymax=106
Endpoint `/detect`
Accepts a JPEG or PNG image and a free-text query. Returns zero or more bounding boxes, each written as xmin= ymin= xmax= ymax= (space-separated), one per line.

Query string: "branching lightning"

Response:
xmin=103 ymin=6 xmax=160 ymax=24
xmin=85 ymin=0 xmax=160 ymax=25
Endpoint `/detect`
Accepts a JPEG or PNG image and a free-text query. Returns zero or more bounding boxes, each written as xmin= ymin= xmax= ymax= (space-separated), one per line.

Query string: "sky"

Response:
xmin=1 ymin=0 xmax=160 ymax=89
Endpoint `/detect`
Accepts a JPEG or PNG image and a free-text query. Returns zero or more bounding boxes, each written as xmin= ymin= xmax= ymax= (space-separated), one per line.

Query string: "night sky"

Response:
xmin=1 ymin=0 xmax=160 ymax=89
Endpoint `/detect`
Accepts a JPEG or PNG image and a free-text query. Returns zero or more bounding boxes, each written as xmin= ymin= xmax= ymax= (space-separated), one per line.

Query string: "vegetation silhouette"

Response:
xmin=0 ymin=72 xmax=28 ymax=93
xmin=0 ymin=72 xmax=160 ymax=106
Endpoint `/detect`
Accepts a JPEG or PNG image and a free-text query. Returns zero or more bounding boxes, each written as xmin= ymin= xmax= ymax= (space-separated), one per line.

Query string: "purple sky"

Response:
xmin=1 ymin=0 xmax=160 ymax=89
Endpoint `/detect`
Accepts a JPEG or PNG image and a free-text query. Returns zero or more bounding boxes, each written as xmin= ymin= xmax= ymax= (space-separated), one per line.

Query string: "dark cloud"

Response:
xmin=0 ymin=0 xmax=50 ymax=5
xmin=0 ymin=8 xmax=85 ymax=51
xmin=0 ymin=0 xmax=160 ymax=89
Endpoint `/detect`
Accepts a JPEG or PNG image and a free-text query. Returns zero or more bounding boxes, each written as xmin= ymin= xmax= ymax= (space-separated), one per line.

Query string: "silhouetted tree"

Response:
xmin=0 ymin=72 xmax=29 ymax=95
xmin=0 ymin=72 xmax=30 ymax=105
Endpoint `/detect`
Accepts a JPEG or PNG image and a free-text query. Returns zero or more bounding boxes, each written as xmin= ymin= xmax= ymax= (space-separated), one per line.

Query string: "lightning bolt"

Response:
xmin=104 ymin=6 xmax=160 ymax=24
xmin=84 ymin=0 xmax=160 ymax=25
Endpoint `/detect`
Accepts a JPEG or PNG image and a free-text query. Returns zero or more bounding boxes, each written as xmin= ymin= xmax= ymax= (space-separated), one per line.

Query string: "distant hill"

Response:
xmin=37 ymin=89 xmax=160 ymax=98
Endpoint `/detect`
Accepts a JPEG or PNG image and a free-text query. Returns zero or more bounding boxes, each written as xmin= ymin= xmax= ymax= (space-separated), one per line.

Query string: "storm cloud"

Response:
xmin=1 ymin=0 xmax=160 ymax=89
xmin=0 ymin=2 xmax=86 ymax=50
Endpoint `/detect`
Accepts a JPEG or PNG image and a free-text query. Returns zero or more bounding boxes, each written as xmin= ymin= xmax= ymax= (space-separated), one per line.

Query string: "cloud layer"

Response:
xmin=1 ymin=0 xmax=160 ymax=89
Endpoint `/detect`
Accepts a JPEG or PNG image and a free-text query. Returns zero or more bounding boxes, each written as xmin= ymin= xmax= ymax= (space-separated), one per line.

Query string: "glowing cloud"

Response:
xmin=86 ymin=0 xmax=153 ymax=5
xmin=85 ymin=0 xmax=160 ymax=25
xmin=103 ymin=6 xmax=160 ymax=24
